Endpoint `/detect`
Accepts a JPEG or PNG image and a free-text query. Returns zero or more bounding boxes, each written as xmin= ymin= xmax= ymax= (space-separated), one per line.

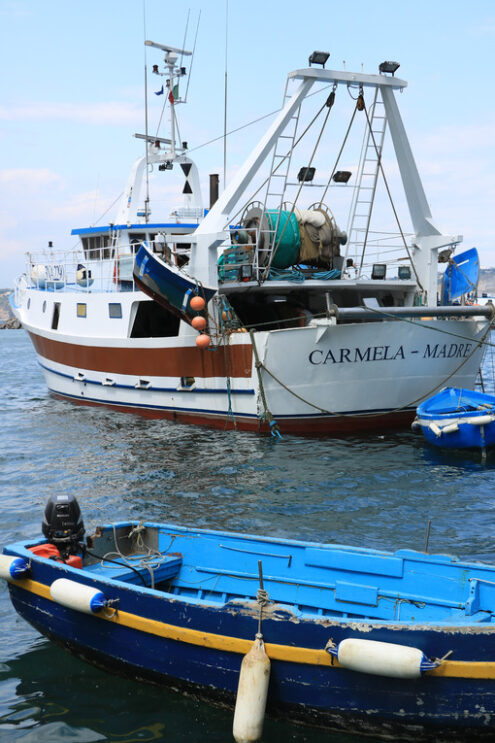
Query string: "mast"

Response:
xmin=114 ymin=40 xmax=204 ymax=226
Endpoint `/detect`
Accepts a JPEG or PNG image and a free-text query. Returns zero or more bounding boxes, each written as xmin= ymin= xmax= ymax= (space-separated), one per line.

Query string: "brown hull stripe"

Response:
xmin=29 ymin=332 xmax=253 ymax=378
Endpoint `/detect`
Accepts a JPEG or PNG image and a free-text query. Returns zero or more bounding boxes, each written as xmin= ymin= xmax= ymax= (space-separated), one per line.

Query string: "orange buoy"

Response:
xmin=195 ymin=333 xmax=210 ymax=349
xmin=190 ymin=295 xmax=206 ymax=311
xmin=191 ymin=315 xmax=207 ymax=331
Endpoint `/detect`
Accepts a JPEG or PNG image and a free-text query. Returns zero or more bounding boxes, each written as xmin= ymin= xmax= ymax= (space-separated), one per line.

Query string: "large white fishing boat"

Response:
xmin=12 ymin=44 xmax=492 ymax=435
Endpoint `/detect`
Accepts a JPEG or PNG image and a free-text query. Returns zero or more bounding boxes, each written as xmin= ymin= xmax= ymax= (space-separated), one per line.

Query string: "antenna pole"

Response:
xmin=223 ymin=0 xmax=229 ymax=190
xmin=180 ymin=9 xmax=190 ymax=71
xmin=184 ymin=11 xmax=201 ymax=104
xmin=143 ymin=1 xmax=150 ymax=222
xmin=169 ymin=57 xmax=176 ymax=159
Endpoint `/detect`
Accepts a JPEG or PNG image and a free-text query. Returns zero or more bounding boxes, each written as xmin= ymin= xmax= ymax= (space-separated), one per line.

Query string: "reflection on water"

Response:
xmin=2 ymin=330 xmax=495 ymax=741
xmin=0 ymin=642 xmax=380 ymax=743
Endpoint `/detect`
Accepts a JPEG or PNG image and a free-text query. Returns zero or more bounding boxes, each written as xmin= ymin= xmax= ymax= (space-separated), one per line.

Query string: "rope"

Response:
xmin=96 ymin=522 xmax=170 ymax=589
xmin=318 ymin=104 xmax=359 ymax=207
xmin=219 ymin=298 xmax=237 ymax=430
xmin=252 ymin=323 xmax=492 ymax=420
xmin=257 ymin=560 xmax=269 ymax=636
xmin=249 ymin=330 xmax=282 ymax=438
xmin=357 ymin=90 xmax=423 ymax=291
xmin=228 ymin=93 xmax=334 ymax=230
xmin=261 ymin=87 xmax=338 ymax=282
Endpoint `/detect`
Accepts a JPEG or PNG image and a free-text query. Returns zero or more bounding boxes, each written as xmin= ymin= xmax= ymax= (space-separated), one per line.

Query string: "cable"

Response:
xmin=84 ymin=547 xmax=147 ymax=587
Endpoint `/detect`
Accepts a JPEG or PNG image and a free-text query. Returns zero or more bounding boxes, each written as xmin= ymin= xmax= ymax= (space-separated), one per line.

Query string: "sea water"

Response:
xmin=2 ymin=329 xmax=495 ymax=743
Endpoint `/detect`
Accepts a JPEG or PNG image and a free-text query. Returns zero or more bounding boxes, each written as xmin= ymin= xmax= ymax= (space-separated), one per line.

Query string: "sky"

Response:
xmin=1 ymin=0 xmax=495 ymax=286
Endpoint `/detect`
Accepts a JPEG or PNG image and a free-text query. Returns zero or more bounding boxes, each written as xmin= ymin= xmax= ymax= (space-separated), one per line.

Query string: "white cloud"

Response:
xmin=49 ymin=191 xmax=109 ymax=222
xmin=0 ymin=101 xmax=142 ymax=126
xmin=468 ymin=20 xmax=495 ymax=36
xmin=0 ymin=168 xmax=63 ymax=192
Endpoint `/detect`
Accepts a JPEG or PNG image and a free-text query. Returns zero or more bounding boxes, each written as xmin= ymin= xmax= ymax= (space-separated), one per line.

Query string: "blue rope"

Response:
xmin=310 ymin=268 xmax=340 ymax=280
xmin=268 ymin=267 xmax=305 ymax=283
xmin=267 ymin=267 xmax=341 ymax=282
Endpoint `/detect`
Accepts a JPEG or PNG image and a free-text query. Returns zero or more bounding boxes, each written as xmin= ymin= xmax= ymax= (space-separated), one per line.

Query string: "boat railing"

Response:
xmin=26 ymin=246 xmax=125 ymax=293
xmin=217 ymin=230 xmax=416 ymax=284
xmin=24 ymin=236 xmax=197 ymax=294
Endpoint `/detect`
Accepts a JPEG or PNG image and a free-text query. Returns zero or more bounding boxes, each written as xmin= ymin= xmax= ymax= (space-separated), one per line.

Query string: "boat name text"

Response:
xmin=308 ymin=342 xmax=473 ymax=365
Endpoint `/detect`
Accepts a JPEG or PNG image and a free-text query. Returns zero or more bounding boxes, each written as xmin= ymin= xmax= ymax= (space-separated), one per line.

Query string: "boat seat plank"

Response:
xmin=335 ymin=581 xmax=378 ymax=606
xmin=304 ymin=548 xmax=404 ymax=577
xmin=86 ymin=553 xmax=182 ymax=586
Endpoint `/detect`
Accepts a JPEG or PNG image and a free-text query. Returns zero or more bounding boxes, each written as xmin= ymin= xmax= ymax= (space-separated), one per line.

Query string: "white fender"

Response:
xmin=336 ymin=638 xmax=426 ymax=679
xmin=468 ymin=415 xmax=494 ymax=426
xmin=50 ymin=578 xmax=106 ymax=614
xmin=233 ymin=635 xmax=271 ymax=743
xmin=0 ymin=554 xmax=30 ymax=581
xmin=428 ymin=422 xmax=442 ymax=437
xmin=441 ymin=422 xmax=459 ymax=434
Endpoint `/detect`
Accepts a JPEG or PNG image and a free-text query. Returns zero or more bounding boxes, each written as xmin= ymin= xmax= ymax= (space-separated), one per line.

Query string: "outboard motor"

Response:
xmin=42 ymin=494 xmax=85 ymax=558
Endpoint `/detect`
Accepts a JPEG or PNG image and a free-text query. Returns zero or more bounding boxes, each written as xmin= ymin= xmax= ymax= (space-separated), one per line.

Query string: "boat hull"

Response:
xmin=22 ymin=311 xmax=489 ymax=434
xmin=5 ymin=548 xmax=495 ymax=742
xmin=415 ymin=388 xmax=495 ymax=449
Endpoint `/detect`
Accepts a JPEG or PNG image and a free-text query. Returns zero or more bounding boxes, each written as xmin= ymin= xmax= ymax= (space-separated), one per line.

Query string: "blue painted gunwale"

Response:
xmin=5 ymin=521 xmax=495 ymax=738
xmin=133 ymin=243 xmax=216 ymax=320
xmin=71 ymin=223 xmax=200 ymax=236
xmin=416 ymin=387 xmax=495 ymax=449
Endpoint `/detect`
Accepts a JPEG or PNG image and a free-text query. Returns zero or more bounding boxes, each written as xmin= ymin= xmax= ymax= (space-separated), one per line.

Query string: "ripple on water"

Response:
xmin=1 ymin=330 xmax=495 ymax=742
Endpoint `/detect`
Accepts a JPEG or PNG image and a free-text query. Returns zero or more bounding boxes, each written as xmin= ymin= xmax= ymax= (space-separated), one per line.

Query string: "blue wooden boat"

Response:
xmin=413 ymin=387 xmax=495 ymax=449
xmin=133 ymin=241 xmax=216 ymax=322
xmin=4 ymin=495 xmax=495 ymax=741
xmin=441 ymin=247 xmax=480 ymax=305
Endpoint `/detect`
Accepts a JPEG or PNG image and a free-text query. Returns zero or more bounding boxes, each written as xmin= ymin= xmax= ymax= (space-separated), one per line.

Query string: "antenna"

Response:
xmin=145 ymin=40 xmax=192 ymax=56
xmin=223 ymin=0 xmax=229 ymax=191
xmin=180 ymin=9 xmax=191 ymax=71
xmin=143 ymin=0 xmax=150 ymax=222
xmin=184 ymin=11 xmax=201 ymax=104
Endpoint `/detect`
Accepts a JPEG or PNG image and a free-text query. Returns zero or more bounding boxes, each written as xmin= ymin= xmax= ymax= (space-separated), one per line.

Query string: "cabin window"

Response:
xmin=109 ymin=303 xmax=122 ymax=319
xmin=42 ymin=300 xmax=46 ymax=313
xmin=51 ymin=302 xmax=60 ymax=330
xmin=129 ymin=234 xmax=146 ymax=252
xmin=81 ymin=235 xmax=112 ymax=260
xmin=27 ymin=298 xmax=31 ymax=309
xmin=130 ymin=301 xmax=180 ymax=338
xmin=77 ymin=303 xmax=87 ymax=318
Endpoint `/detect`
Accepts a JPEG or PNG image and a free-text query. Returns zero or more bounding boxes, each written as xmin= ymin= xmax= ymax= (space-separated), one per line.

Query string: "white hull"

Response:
xmin=16 ymin=288 xmax=488 ymax=434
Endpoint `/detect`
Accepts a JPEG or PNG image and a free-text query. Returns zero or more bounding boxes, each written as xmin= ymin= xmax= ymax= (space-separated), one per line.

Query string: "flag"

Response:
xmin=168 ymin=84 xmax=179 ymax=104
xmin=154 ymin=85 xmax=164 ymax=96
xmin=168 ymin=89 xmax=174 ymax=104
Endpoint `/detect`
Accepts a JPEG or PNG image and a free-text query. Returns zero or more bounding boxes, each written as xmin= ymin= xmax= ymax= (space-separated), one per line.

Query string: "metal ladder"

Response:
xmin=346 ymin=88 xmax=388 ymax=271
xmin=256 ymin=80 xmax=302 ymax=277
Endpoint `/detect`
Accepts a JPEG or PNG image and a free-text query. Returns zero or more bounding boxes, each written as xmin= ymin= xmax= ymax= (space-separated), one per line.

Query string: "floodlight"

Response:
xmin=371 ymin=264 xmax=387 ymax=280
xmin=398 ymin=266 xmax=412 ymax=280
xmin=333 ymin=171 xmax=352 ymax=184
xmin=297 ymin=166 xmax=316 ymax=182
xmin=309 ymin=51 xmax=330 ymax=68
xmin=379 ymin=61 xmax=400 ymax=76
